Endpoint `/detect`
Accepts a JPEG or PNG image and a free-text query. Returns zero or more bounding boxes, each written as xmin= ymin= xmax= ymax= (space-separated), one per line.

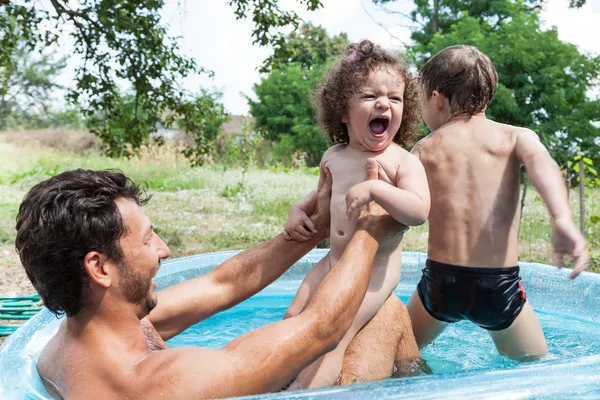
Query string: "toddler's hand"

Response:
xmin=346 ymin=181 xmax=374 ymax=220
xmin=284 ymin=206 xmax=317 ymax=241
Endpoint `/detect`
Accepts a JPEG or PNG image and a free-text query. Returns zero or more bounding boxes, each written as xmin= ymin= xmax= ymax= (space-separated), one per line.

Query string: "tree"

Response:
xmin=1 ymin=0 xmax=323 ymax=160
xmin=249 ymin=63 xmax=327 ymax=166
xmin=267 ymin=22 xmax=349 ymax=71
xmin=249 ymin=24 xmax=349 ymax=166
xmin=373 ymin=0 xmax=600 ymax=163
xmin=0 ymin=22 xmax=66 ymax=129
xmin=86 ymin=89 xmax=228 ymax=164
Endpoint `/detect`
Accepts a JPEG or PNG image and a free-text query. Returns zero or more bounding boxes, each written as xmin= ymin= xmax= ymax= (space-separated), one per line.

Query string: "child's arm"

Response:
xmin=345 ymin=155 xmax=430 ymax=226
xmin=284 ymin=190 xmax=318 ymax=241
xmin=283 ymin=164 xmax=328 ymax=241
xmin=515 ymin=129 xmax=589 ymax=278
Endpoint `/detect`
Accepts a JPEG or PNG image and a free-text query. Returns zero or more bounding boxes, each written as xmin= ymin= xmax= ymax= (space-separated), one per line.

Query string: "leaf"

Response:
xmin=583 ymin=157 xmax=593 ymax=165
xmin=587 ymin=167 xmax=598 ymax=176
xmin=591 ymin=215 xmax=600 ymax=224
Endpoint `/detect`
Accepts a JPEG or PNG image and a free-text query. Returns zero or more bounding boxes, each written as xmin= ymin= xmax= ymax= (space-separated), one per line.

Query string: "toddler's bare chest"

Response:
xmin=327 ymin=155 xmax=398 ymax=195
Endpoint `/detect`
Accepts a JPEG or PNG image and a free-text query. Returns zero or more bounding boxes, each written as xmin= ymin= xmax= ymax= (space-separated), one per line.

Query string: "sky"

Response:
xmin=50 ymin=0 xmax=600 ymax=115
xmin=158 ymin=0 xmax=600 ymax=116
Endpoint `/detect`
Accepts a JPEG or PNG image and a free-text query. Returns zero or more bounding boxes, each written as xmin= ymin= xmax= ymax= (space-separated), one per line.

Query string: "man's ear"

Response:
xmin=341 ymin=113 xmax=349 ymax=124
xmin=82 ymin=251 xmax=113 ymax=289
xmin=432 ymin=90 xmax=445 ymax=110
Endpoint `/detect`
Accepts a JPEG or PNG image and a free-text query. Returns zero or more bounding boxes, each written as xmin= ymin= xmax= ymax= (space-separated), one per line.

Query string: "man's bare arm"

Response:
xmin=146 ymin=191 xmax=401 ymax=399
xmin=148 ymin=169 xmax=332 ymax=340
xmin=515 ymin=129 xmax=589 ymax=278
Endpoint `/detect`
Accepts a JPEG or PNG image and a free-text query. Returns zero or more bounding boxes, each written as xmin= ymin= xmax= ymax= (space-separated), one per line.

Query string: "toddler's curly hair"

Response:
xmin=314 ymin=39 xmax=419 ymax=147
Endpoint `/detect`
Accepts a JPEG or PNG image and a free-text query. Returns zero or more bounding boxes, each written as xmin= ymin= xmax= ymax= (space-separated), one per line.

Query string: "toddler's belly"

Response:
xmin=329 ymin=234 xmax=404 ymax=296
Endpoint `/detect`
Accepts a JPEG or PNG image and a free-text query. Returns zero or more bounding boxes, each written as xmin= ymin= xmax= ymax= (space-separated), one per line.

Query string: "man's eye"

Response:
xmin=363 ymin=94 xmax=375 ymax=99
xmin=391 ymin=97 xmax=403 ymax=102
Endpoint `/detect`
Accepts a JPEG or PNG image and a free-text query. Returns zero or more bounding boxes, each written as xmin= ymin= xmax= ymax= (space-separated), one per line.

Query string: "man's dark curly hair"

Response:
xmin=15 ymin=169 xmax=151 ymax=317
xmin=314 ymin=39 xmax=420 ymax=147
xmin=419 ymin=45 xmax=498 ymax=117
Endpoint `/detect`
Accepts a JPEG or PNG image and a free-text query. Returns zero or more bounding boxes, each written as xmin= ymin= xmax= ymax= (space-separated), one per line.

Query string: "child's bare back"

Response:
xmin=408 ymin=44 xmax=588 ymax=362
xmin=414 ymin=117 xmax=524 ymax=267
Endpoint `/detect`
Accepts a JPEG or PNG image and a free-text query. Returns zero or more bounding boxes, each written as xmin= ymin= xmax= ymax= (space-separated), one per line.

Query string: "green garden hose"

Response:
xmin=0 ymin=294 xmax=42 ymax=337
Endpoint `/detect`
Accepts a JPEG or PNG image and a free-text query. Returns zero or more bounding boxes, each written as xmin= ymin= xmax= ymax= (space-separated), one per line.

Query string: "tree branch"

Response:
xmin=361 ymin=1 xmax=411 ymax=45
xmin=377 ymin=2 xmax=426 ymax=28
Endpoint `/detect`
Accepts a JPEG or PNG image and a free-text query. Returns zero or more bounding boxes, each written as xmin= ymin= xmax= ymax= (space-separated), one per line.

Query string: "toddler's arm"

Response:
xmin=284 ymin=190 xmax=318 ymax=241
xmin=515 ymin=129 xmax=589 ymax=278
xmin=284 ymin=165 xmax=329 ymax=241
xmin=346 ymin=155 xmax=430 ymax=226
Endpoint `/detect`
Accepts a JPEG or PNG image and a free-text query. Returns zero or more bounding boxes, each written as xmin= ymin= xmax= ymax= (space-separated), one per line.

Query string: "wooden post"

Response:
xmin=565 ymin=167 xmax=570 ymax=200
xmin=519 ymin=172 xmax=528 ymax=237
xmin=579 ymin=157 xmax=585 ymax=234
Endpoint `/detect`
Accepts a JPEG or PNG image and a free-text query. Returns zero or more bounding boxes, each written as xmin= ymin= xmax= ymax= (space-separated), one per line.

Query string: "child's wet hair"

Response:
xmin=314 ymin=39 xmax=419 ymax=147
xmin=419 ymin=45 xmax=498 ymax=116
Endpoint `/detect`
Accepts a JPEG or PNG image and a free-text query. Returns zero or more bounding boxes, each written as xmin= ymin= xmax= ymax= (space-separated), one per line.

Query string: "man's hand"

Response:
xmin=552 ymin=217 xmax=589 ymax=279
xmin=308 ymin=165 xmax=332 ymax=236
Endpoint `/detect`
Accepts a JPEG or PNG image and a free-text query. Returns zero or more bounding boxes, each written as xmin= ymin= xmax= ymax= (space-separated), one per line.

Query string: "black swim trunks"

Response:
xmin=417 ymin=259 xmax=527 ymax=331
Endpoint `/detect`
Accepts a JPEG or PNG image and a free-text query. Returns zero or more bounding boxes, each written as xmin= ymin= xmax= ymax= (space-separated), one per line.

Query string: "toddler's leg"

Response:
xmin=288 ymin=285 xmax=395 ymax=389
xmin=284 ymin=254 xmax=330 ymax=319
xmin=489 ymin=301 xmax=547 ymax=361
xmin=406 ymin=290 xmax=448 ymax=348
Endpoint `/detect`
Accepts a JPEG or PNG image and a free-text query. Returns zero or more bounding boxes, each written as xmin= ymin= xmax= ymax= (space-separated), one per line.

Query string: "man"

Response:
xmin=15 ymin=163 xmax=410 ymax=399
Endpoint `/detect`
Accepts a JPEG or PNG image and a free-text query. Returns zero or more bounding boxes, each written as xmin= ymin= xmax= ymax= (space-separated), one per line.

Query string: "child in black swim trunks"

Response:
xmin=407 ymin=45 xmax=589 ymax=361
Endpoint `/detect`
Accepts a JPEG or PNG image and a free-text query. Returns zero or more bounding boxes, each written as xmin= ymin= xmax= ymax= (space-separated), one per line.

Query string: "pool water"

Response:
xmin=167 ymin=290 xmax=600 ymax=376
xmin=2 ymin=250 xmax=600 ymax=399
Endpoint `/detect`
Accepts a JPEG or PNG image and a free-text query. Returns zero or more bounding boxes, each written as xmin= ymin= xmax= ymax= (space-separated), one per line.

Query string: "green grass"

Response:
xmin=0 ymin=139 xmax=598 ymax=271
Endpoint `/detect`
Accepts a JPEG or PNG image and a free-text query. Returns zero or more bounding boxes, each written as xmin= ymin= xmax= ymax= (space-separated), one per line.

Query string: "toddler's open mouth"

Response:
xmin=369 ymin=116 xmax=390 ymax=135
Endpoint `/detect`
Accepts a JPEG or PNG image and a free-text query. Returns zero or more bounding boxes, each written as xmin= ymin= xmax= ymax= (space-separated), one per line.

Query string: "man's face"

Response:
xmin=115 ymin=198 xmax=171 ymax=317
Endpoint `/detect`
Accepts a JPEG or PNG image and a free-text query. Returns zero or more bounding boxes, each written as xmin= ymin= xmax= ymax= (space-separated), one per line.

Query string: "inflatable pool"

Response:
xmin=1 ymin=250 xmax=600 ymax=399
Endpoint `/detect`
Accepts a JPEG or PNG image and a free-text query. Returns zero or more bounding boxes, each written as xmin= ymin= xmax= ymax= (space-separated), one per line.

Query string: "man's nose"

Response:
xmin=156 ymin=235 xmax=171 ymax=260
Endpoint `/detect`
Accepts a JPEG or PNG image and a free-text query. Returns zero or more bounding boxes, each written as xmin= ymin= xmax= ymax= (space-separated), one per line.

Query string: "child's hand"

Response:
xmin=284 ymin=206 xmax=317 ymax=241
xmin=346 ymin=175 xmax=377 ymax=220
xmin=552 ymin=217 xmax=590 ymax=279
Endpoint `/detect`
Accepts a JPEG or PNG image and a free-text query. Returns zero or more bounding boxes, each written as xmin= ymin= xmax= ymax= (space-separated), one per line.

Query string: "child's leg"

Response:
xmin=288 ymin=285 xmax=396 ymax=389
xmin=284 ymin=254 xmax=330 ymax=319
xmin=488 ymin=301 xmax=547 ymax=361
xmin=406 ymin=290 xmax=448 ymax=348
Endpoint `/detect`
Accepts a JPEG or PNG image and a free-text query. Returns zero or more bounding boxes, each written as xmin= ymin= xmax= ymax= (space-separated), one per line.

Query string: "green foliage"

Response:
xmin=569 ymin=154 xmax=600 ymax=187
xmin=385 ymin=0 xmax=600 ymax=162
xmin=2 ymin=0 xmax=322 ymax=159
xmin=267 ymin=22 xmax=349 ymax=71
xmin=174 ymin=90 xmax=229 ymax=167
xmin=0 ymin=18 xmax=66 ymax=129
xmin=85 ymin=89 xmax=228 ymax=164
xmin=249 ymin=63 xmax=328 ymax=166
xmin=249 ymin=24 xmax=349 ymax=166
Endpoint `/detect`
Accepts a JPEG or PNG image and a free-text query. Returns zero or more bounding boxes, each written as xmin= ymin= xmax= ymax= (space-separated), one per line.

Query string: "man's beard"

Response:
xmin=119 ymin=261 xmax=157 ymax=315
